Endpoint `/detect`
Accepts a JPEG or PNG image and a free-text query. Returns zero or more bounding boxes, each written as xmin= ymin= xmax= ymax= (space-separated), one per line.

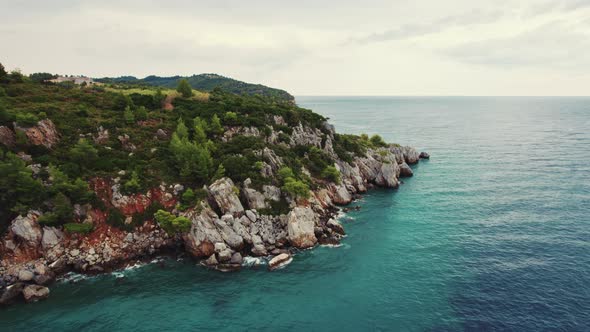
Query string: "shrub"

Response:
xmin=15 ymin=113 xmax=39 ymax=127
xmin=370 ymin=134 xmax=388 ymax=148
xmin=64 ymin=223 xmax=93 ymax=234
xmin=154 ymin=209 xmax=191 ymax=234
xmin=106 ymin=208 xmax=127 ymax=229
xmin=321 ymin=165 xmax=341 ymax=184
xmin=282 ymin=177 xmax=310 ymax=199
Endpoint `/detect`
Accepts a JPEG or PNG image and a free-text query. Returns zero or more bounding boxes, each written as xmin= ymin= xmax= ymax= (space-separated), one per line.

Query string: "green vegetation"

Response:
xmin=97 ymin=73 xmax=294 ymax=102
xmin=154 ymin=210 xmax=191 ymax=234
xmin=177 ymin=79 xmax=193 ymax=98
xmin=64 ymin=222 xmax=93 ymax=234
xmin=0 ymin=61 xmax=378 ymax=235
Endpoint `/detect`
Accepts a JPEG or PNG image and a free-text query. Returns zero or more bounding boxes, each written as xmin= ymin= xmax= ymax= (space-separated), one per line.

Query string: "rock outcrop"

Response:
xmin=16 ymin=119 xmax=60 ymax=149
xmin=10 ymin=212 xmax=42 ymax=248
xmin=0 ymin=126 xmax=16 ymax=147
xmin=208 ymin=178 xmax=244 ymax=217
xmin=287 ymin=207 xmax=317 ymax=249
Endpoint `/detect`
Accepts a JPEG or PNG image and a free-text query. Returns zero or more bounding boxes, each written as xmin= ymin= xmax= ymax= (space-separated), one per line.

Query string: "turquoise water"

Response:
xmin=1 ymin=97 xmax=590 ymax=331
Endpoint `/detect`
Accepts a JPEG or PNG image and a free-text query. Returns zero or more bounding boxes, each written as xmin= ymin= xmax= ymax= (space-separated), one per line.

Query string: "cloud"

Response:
xmin=351 ymin=9 xmax=505 ymax=44
xmin=442 ymin=20 xmax=590 ymax=69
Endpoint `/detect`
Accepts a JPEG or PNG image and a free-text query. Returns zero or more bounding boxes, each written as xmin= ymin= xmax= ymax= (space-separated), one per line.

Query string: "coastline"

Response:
xmin=0 ymin=118 xmax=429 ymax=306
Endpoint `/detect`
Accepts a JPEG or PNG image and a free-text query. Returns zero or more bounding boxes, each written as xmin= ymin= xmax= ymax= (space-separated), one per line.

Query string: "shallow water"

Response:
xmin=1 ymin=97 xmax=589 ymax=331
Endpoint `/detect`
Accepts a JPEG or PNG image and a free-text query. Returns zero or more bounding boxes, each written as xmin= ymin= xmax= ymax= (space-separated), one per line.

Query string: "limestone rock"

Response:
xmin=268 ymin=253 xmax=292 ymax=270
xmin=242 ymin=185 xmax=268 ymax=210
xmin=287 ymin=207 xmax=317 ymax=249
xmin=332 ymin=184 xmax=352 ymax=205
xmin=399 ymin=162 xmax=413 ymax=177
xmin=17 ymin=119 xmax=59 ymax=148
xmin=22 ymin=285 xmax=50 ymax=303
xmin=262 ymin=185 xmax=281 ymax=202
xmin=41 ymin=226 xmax=64 ymax=249
xmin=230 ymin=252 xmax=243 ymax=264
xmin=10 ymin=212 xmax=42 ymax=247
xmin=18 ymin=269 xmax=34 ymax=281
xmin=208 ymin=177 xmax=244 ymax=217
xmin=0 ymin=126 xmax=16 ymax=147
xmin=183 ymin=205 xmax=224 ymax=257
xmin=327 ymin=219 xmax=345 ymax=235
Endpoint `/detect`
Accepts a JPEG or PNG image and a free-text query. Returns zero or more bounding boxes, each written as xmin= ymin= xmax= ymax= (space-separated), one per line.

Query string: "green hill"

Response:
xmin=96 ymin=74 xmax=294 ymax=102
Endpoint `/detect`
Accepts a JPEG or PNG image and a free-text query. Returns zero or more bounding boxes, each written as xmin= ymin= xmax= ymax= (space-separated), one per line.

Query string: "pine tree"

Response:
xmin=177 ymin=79 xmax=193 ymax=98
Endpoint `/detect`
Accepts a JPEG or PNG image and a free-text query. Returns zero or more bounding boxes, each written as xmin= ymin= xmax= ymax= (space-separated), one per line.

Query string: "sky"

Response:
xmin=1 ymin=0 xmax=590 ymax=96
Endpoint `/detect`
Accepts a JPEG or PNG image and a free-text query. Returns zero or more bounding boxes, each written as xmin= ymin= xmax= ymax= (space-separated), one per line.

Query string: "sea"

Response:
xmin=1 ymin=96 xmax=589 ymax=331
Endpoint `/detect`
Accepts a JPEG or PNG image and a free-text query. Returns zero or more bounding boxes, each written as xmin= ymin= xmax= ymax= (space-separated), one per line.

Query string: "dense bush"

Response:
xmin=154 ymin=209 xmax=191 ymax=234
xmin=64 ymin=222 xmax=93 ymax=234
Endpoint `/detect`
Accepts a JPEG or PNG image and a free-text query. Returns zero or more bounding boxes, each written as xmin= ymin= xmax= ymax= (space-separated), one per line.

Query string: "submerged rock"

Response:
xmin=268 ymin=253 xmax=292 ymax=270
xmin=22 ymin=285 xmax=50 ymax=303
xmin=419 ymin=151 xmax=430 ymax=159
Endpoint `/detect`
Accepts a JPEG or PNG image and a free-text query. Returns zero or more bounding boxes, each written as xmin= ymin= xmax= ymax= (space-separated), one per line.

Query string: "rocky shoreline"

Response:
xmin=0 ymin=120 xmax=429 ymax=306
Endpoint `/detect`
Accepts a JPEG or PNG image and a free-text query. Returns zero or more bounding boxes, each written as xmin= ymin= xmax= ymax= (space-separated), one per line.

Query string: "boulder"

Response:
xmin=242 ymin=187 xmax=268 ymax=210
xmin=230 ymin=252 xmax=243 ymax=265
xmin=22 ymin=285 xmax=50 ymax=303
xmin=0 ymin=283 xmax=25 ymax=305
xmin=183 ymin=205 xmax=224 ymax=257
xmin=419 ymin=151 xmax=430 ymax=159
xmin=287 ymin=207 xmax=317 ymax=249
xmin=204 ymin=254 xmax=218 ymax=266
xmin=268 ymin=253 xmax=292 ymax=270
xmin=332 ymin=184 xmax=352 ymax=205
xmin=41 ymin=226 xmax=64 ymax=249
xmin=0 ymin=126 xmax=16 ymax=147
xmin=327 ymin=219 xmax=345 ymax=235
xmin=207 ymin=178 xmax=244 ymax=217
xmin=10 ymin=212 xmax=42 ymax=247
xmin=262 ymin=185 xmax=281 ymax=202
xmin=375 ymin=162 xmax=399 ymax=188
xmin=399 ymin=162 xmax=413 ymax=177
xmin=18 ymin=269 xmax=34 ymax=282
xmin=217 ymin=248 xmax=232 ymax=263
xmin=18 ymin=119 xmax=59 ymax=148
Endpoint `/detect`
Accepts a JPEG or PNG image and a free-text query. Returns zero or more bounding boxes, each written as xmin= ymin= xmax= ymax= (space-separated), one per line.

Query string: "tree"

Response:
xmin=70 ymin=138 xmax=98 ymax=170
xmin=193 ymin=117 xmax=207 ymax=143
xmin=177 ymin=79 xmax=193 ymax=98
xmin=0 ymin=152 xmax=45 ymax=230
xmin=210 ymin=114 xmax=223 ymax=135
xmin=0 ymin=62 xmax=7 ymax=83
xmin=29 ymin=72 xmax=56 ymax=83
xmin=52 ymin=192 xmax=74 ymax=224
xmin=153 ymin=88 xmax=165 ymax=108
xmin=123 ymin=105 xmax=135 ymax=124
xmin=135 ymin=106 xmax=148 ymax=121
xmin=170 ymin=120 xmax=213 ymax=182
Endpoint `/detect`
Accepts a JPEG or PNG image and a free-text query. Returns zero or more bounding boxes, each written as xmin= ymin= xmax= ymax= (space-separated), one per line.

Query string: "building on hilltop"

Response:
xmin=48 ymin=76 xmax=95 ymax=85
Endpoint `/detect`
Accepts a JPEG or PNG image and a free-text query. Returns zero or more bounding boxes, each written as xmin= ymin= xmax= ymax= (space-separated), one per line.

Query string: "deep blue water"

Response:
xmin=1 ymin=97 xmax=589 ymax=331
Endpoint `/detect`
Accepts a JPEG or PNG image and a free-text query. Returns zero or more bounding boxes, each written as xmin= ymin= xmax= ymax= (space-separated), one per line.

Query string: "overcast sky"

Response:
xmin=1 ymin=0 xmax=590 ymax=95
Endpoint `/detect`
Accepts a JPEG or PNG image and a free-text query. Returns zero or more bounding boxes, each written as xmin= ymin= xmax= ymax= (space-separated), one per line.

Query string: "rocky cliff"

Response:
xmin=0 ymin=117 xmax=428 ymax=304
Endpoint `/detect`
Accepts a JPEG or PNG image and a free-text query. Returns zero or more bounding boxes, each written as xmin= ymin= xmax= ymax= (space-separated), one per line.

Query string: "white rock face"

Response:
xmin=208 ymin=177 xmax=244 ymax=216
xmin=287 ymin=207 xmax=317 ymax=249
xmin=10 ymin=212 xmax=42 ymax=247
xmin=242 ymin=187 xmax=268 ymax=210
xmin=41 ymin=227 xmax=64 ymax=249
